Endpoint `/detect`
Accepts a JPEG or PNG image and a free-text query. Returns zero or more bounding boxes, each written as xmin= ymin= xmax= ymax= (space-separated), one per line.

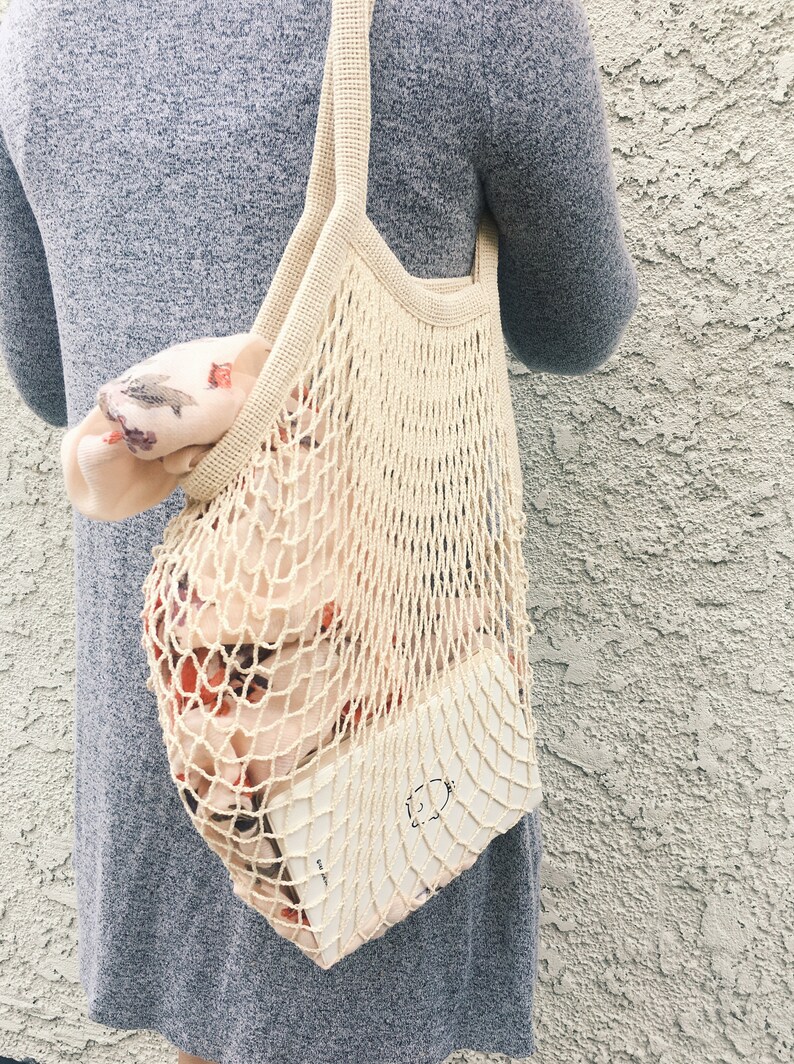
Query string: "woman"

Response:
xmin=0 ymin=1 xmax=638 ymax=1062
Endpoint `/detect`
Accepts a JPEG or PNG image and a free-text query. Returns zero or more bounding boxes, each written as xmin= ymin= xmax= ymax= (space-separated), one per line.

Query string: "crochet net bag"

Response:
xmin=140 ymin=0 xmax=543 ymax=969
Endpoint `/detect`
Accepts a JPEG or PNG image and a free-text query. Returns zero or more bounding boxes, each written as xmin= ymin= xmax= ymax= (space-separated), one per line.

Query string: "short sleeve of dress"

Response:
xmin=476 ymin=0 xmax=639 ymax=375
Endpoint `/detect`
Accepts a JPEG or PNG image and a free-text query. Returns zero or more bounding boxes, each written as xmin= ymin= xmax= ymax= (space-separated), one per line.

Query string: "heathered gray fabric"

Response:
xmin=0 ymin=0 xmax=638 ymax=1061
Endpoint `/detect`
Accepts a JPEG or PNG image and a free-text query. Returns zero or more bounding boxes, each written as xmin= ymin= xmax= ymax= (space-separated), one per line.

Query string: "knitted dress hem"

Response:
xmin=84 ymin=999 xmax=538 ymax=1064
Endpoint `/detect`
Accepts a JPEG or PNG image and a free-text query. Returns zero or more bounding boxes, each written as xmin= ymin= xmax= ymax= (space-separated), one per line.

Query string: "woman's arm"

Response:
xmin=477 ymin=0 xmax=639 ymax=375
xmin=0 ymin=129 xmax=68 ymax=427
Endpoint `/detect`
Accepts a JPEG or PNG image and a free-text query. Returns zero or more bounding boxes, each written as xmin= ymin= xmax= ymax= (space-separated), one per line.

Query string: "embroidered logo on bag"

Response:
xmin=405 ymin=778 xmax=455 ymax=828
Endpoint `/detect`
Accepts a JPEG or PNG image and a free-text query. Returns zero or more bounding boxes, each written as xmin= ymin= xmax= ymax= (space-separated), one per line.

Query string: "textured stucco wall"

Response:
xmin=1 ymin=1 xmax=792 ymax=1063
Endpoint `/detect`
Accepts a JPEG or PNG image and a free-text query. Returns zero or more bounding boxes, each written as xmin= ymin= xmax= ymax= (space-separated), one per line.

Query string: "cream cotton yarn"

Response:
xmin=139 ymin=0 xmax=543 ymax=969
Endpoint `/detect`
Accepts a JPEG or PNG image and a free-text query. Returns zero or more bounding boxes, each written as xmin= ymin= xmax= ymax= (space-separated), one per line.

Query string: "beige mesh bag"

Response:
xmin=140 ymin=0 xmax=543 ymax=969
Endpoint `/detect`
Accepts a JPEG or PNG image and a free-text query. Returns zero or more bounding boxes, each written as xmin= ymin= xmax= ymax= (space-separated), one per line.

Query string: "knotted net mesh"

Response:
xmin=140 ymin=246 xmax=541 ymax=968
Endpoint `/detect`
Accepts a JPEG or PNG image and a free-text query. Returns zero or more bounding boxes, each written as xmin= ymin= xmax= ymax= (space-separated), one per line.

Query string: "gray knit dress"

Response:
xmin=0 ymin=1 xmax=638 ymax=1061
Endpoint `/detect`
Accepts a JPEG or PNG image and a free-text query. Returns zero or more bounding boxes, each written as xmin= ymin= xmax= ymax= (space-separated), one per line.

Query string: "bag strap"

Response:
xmin=250 ymin=0 xmax=490 ymax=342
xmin=330 ymin=0 xmax=374 ymax=213
xmin=250 ymin=0 xmax=375 ymax=342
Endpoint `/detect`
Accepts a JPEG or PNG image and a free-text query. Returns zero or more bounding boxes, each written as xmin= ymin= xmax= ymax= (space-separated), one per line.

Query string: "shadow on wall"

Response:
xmin=0 ymin=1057 xmax=38 ymax=1063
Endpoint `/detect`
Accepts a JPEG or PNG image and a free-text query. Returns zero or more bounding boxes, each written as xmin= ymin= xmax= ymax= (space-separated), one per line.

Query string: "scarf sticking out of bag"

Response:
xmin=60 ymin=333 xmax=272 ymax=521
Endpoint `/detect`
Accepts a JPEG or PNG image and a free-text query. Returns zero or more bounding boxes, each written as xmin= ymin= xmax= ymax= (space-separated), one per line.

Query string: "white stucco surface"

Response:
xmin=1 ymin=1 xmax=791 ymax=1062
